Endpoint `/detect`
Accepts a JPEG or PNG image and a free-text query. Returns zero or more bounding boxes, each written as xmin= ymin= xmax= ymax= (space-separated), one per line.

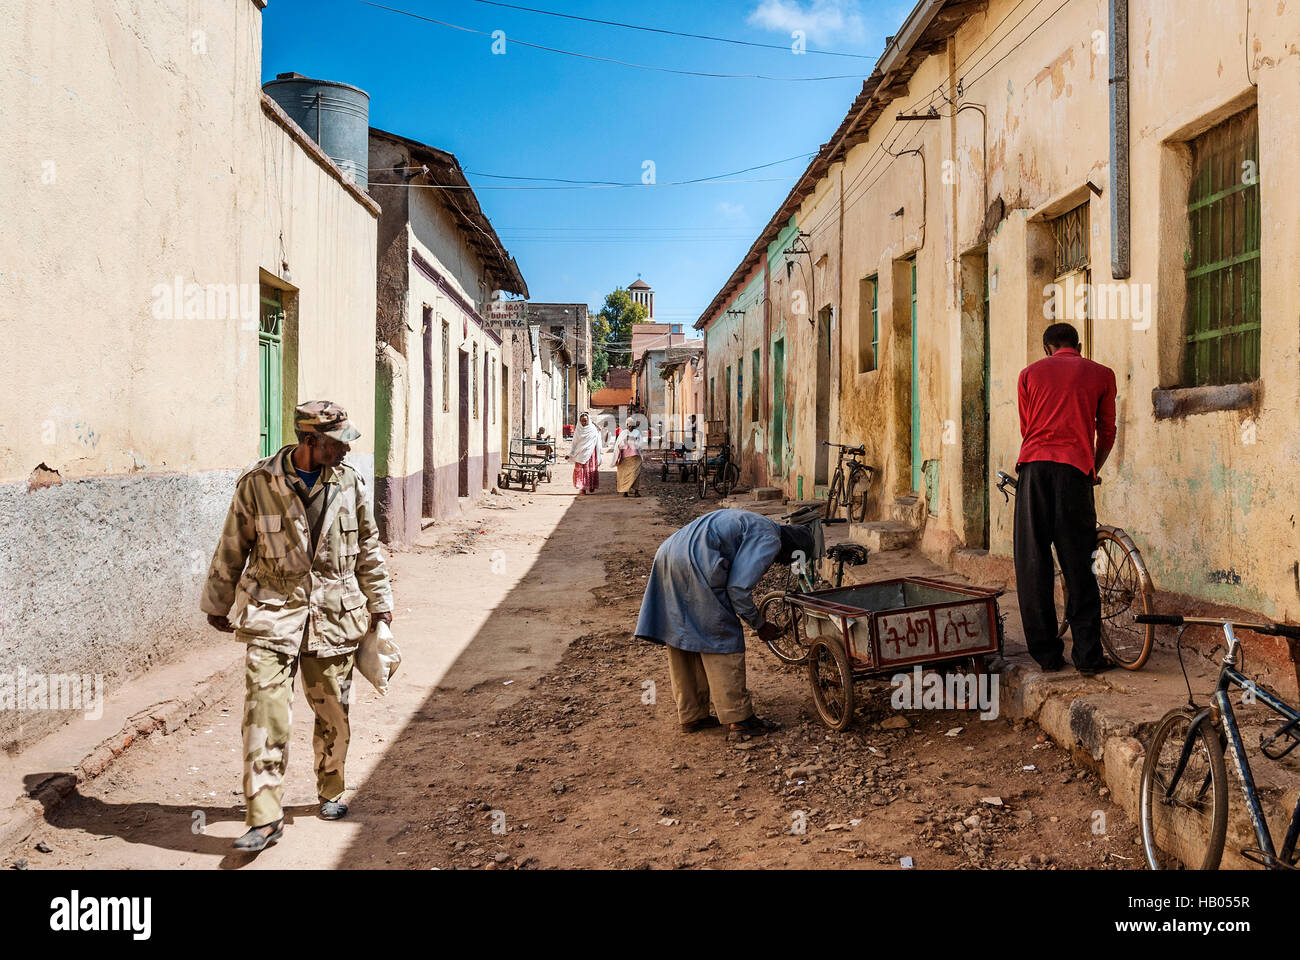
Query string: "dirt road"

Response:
xmin=4 ymin=462 xmax=1140 ymax=869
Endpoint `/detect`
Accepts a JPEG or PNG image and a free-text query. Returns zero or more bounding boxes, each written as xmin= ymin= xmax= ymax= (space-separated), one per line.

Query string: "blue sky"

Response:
xmin=263 ymin=0 xmax=913 ymax=326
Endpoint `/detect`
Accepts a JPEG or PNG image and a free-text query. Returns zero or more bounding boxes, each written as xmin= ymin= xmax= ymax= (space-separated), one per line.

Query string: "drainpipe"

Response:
xmin=1109 ymin=0 xmax=1131 ymax=279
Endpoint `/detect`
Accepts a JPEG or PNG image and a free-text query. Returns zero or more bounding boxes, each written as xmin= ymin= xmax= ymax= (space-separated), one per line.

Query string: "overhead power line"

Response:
xmin=463 ymin=0 xmax=881 ymax=60
xmin=356 ymin=1 xmax=867 ymax=81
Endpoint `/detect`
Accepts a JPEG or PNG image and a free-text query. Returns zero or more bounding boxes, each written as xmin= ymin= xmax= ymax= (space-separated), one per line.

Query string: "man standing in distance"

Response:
xmin=1014 ymin=323 xmax=1117 ymax=676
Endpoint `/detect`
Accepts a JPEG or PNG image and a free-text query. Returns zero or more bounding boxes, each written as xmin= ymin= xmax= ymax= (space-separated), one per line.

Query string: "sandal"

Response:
xmin=232 ymin=818 xmax=284 ymax=851
xmin=728 ymin=715 xmax=780 ymax=736
xmin=680 ymin=716 xmax=721 ymax=733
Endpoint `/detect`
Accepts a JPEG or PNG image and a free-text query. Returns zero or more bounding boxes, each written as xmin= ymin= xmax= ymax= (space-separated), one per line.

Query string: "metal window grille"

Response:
xmin=472 ymin=342 xmax=479 ymax=419
xmin=1185 ymin=106 xmax=1260 ymax=386
xmin=751 ymin=349 xmax=760 ymax=421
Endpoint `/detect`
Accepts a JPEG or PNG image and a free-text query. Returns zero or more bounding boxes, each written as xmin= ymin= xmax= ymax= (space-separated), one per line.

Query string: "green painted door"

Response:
xmin=259 ymin=292 xmax=284 ymax=457
xmin=910 ymin=260 xmax=920 ymax=492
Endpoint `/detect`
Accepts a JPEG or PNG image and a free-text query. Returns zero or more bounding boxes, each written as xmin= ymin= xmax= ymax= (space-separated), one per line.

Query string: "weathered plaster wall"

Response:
xmin=0 ymin=0 xmax=383 ymax=744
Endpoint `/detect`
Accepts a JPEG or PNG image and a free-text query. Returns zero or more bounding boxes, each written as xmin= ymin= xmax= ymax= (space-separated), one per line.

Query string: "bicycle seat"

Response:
xmin=826 ymin=543 xmax=869 ymax=566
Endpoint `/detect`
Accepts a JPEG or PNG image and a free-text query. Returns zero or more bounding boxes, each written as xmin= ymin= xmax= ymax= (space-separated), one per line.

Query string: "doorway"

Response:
xmin=771 ymin=338 xmax=785 ymax=473
xmin=814 ymin=306 xmax=832 ymax=485
xmin=482 ymin=351 xmax=490 ymax=489
xmin=422 ymin=307 xmax=436 ymax=517
xmin=909 ymin=259 xmax=920 ymax=492
xmin=458 ymin=348 xmax=470 ymax=497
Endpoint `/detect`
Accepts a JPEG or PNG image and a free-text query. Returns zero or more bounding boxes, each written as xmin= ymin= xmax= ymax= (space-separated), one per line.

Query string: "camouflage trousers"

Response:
xmin=242 ymin=644 xmax=354 ymax=827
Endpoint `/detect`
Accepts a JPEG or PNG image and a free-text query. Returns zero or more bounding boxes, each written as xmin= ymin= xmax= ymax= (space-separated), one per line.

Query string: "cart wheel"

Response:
xmin=543 ymin=470 xmax=552 ymax=483
xmin=500 ymin=474 xmax=510 ymax=489
xmin=807 ymin=639 xmax=855 ymax=731
xmin=530 ymin=474 xmax=539 ymax=492
xmin=697 ymin=467 xmax=707 ymax=500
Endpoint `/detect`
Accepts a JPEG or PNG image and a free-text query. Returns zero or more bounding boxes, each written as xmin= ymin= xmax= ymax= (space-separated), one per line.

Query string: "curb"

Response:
xmin=0 ymin=656 xmax=244 ymax=858
xmin=997 ymin=662 xmax=1286 ymax=870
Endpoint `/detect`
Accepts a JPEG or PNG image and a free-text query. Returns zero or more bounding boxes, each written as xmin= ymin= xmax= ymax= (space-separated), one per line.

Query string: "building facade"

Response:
xmin=369 ymin=128 xmax=526 ymax=543
xmin=1 ymin=0 xmax=380 ymax=744
xmin=697 ymin=0 xmax=1300 ymax=693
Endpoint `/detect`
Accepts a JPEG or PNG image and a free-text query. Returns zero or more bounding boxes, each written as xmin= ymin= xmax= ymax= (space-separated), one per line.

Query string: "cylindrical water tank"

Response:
xmin=262 ymin=72 xmax=370 ymax=190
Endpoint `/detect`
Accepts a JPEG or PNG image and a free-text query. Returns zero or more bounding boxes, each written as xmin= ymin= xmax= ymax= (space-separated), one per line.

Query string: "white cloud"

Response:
xmin=715 ymin=201 xmax=745 ymax=219
xmin=747 ymin=0 xmax=867 ymax=47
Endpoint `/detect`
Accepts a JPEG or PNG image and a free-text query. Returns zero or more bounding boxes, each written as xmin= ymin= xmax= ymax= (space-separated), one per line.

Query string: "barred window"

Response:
xmin=1048 ymin=202 xmax=1091 ymax=356
xmin=472 ymin=342 xmax=479 ymax=419
xmin=1185 ymin=106 xmax=1260 ymax=386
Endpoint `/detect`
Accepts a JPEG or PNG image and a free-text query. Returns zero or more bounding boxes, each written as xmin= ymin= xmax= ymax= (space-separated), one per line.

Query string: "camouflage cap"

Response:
xmin=294 ymin=400 xmax=361 ymax=442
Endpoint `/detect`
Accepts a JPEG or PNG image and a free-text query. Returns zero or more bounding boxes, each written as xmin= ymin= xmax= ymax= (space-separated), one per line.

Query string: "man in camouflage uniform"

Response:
xmin=201 ymin=401 xmax=393 ymax=851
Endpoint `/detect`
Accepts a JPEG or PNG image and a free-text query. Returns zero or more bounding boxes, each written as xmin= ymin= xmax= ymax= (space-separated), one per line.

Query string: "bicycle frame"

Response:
xmin=1167 ymin=624 xmax=1300 ymax=868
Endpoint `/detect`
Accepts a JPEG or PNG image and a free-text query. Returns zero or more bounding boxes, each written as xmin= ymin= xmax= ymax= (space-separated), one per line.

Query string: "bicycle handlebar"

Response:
xmin=823 ymin=441 xmax=866 ymax=455
xmin=1135 ymin=613 xmax=1300 ymax=640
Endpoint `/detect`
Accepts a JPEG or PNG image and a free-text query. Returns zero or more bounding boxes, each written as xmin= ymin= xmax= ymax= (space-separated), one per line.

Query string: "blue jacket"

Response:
xmin=634 ymin=509 xmax=782 ymax=655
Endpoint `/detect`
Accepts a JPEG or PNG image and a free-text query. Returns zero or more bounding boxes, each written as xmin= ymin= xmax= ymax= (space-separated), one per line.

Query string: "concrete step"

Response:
xmin=751 ymin=486 xmax=782 ymax=501
xmin=890 ymin=495 xmax=925 ymax=526
xmin=847 ymin=520 xmax=918 ymax=552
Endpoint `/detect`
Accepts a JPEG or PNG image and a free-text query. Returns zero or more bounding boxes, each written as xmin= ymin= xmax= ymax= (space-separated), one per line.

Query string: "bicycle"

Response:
xmin=823 ymin=441 xmax=874 ymax=522
xmin=1136 ymin=611 xmax=1300 ymax=870
xmin=697 ymin=438 xmax=740 ymax=500
xmin=995 ymin=468 xmax=1155 ymax=669
xmin=755 ymin=505 xmax=868 ymax=665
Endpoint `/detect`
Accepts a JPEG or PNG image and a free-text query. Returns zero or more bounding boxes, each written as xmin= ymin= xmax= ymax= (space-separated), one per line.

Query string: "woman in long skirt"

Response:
xmin=567 ymin=412 xmax=601 ymax=494
xmin=616 ymin=425 xmax=644 ymax=497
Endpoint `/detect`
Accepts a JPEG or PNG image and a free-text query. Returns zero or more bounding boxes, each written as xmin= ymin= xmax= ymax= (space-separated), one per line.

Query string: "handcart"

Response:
xmin=784 ymin=577 xmax=1004 ymax=731
xmin=497 ymin=438 xmax=552 ymax=492
xmin=697 ymin=419 xmax=739 ymax=499
xmin=655 ymin=430 xmax=701 ymax=484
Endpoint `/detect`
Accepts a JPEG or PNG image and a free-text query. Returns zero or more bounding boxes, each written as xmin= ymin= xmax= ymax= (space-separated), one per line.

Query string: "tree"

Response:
xmin=590 ymin=287 xmax=646 ymax=383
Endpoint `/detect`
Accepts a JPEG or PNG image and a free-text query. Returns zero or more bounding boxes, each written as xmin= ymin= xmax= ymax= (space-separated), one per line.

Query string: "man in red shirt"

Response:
xmin=1014 ymin=322 xmax=1117 ymax=675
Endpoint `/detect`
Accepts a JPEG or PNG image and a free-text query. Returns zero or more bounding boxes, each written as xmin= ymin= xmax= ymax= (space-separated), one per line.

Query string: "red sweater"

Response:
xmin=1016 ymin=348 xmax=1117 ymax=479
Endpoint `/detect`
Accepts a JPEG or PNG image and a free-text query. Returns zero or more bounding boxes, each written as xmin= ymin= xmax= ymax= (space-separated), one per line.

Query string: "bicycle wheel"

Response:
xmin=845 ymin=464 xmax=871 ymax=523
xmin=824 ymin=471 xmax=844 ymax=521
xmin=1140 ymin=708 xmax=1228 ymax=870
xmin=1095 ymin=528 xmax=1155 ymax=669
xmin=713 ymin=462 xmax=740 ymax=498
xmin=757 ymin=592 xmax=809 ymax=665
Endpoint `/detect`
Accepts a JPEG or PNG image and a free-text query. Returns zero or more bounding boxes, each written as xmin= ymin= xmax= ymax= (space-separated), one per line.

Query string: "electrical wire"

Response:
xmin=356 ymin=1 xmax=869 ymax=81
xmin=464 ymin=0 xmax=882 ymax=60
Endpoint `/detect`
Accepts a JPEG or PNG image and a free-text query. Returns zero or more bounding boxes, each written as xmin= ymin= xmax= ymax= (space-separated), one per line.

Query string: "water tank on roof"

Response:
xmin=262 ymin=72 xmax=370 ymax=190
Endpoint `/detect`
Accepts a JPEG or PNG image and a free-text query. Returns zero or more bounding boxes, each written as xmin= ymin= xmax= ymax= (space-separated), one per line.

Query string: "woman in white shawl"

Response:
xmin=616 ymin=422 xmax=644 ymax=497
xmin=567 ymin=412 xmax=602 ymax=495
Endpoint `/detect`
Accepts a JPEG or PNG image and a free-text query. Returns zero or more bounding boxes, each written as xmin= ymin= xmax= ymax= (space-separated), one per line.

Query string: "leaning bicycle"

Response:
xmin=995 ymin=468 xmax=1155 ymax=669
xmin=755 ymin=505 xmax=868 ymax=665
xmin=1137 ymin=612 xmax=1300 ymax=870
xmin=823 ymin=441 xmax=874 ymax=522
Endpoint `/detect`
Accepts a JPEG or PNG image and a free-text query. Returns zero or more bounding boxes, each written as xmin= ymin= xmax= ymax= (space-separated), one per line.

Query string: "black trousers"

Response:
xmin=1013 ymin=461 xmax=1105 ymax=669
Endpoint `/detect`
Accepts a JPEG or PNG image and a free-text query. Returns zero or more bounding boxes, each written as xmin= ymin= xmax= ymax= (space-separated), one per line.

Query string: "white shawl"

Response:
xmin=569 ymin=421 xmax=601 ymax=464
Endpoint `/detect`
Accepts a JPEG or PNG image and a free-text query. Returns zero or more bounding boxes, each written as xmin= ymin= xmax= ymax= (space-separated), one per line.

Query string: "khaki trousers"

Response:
xmin=242 ymin=645 xmax=354 ymax=827
xmin=665 ymin=646 xmax=754 ymax=725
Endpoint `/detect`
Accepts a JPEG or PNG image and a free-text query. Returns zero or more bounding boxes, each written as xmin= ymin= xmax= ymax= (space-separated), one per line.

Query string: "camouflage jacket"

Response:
xmin=201 ymin=446 xmax=393 ymax=656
